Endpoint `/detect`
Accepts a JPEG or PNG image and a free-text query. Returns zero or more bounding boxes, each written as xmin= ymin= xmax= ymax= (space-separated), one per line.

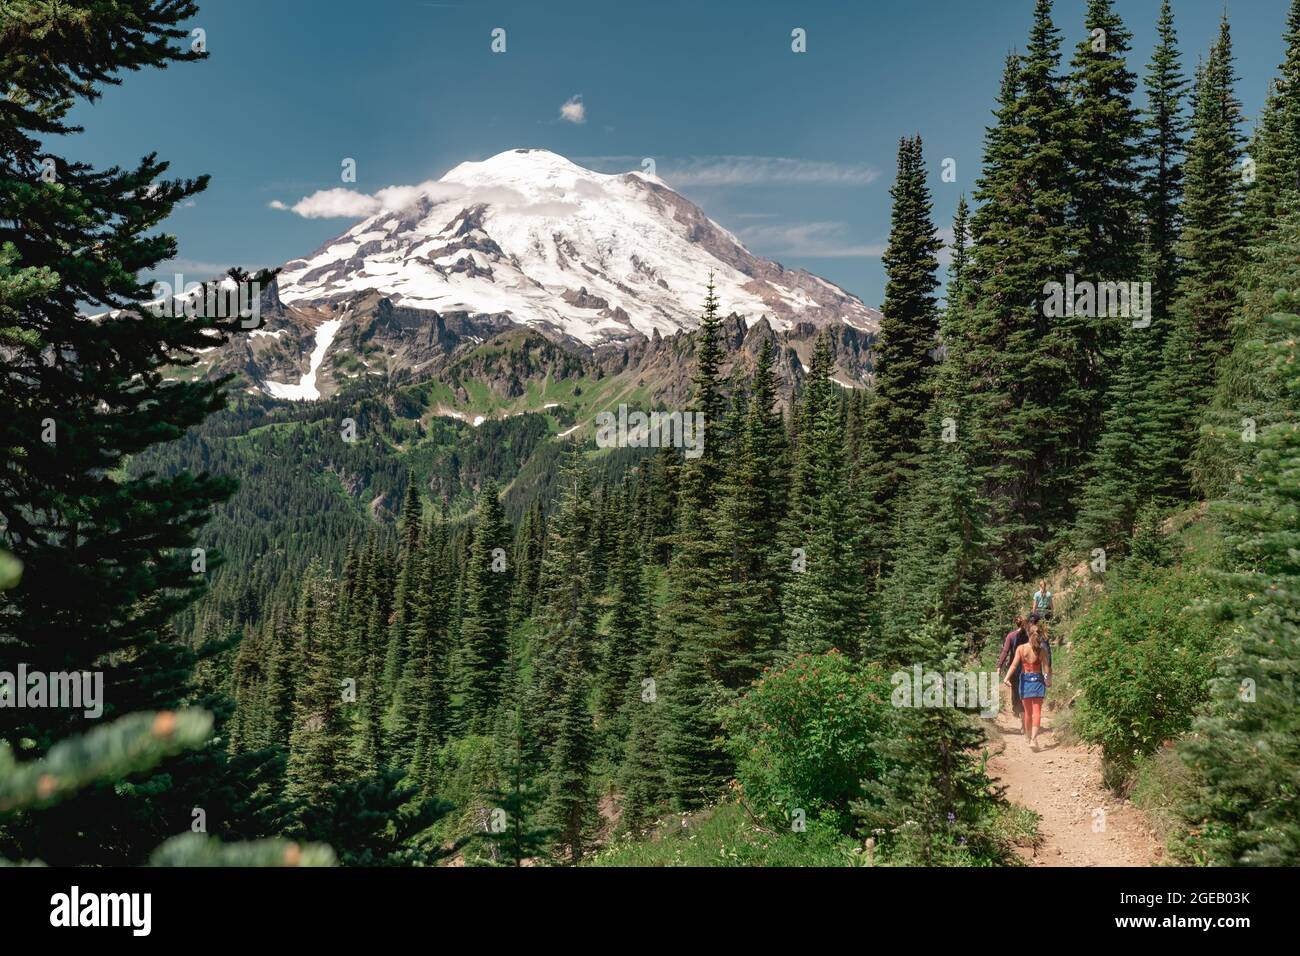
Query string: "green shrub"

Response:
xmin=723 ymin=651 xmax=893 ymax=832
xmin=1072 ymin=565 xmax=1228 ymax=788
xmin=583 ymin=802 xmax=863 ymax=867
xmin=429 ymin=734 xmax=500 ymax=856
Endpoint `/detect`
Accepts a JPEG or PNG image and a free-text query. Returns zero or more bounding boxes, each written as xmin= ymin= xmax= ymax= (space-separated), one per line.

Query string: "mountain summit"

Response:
xmin=276 ymin=148 xmax=879 ymax=344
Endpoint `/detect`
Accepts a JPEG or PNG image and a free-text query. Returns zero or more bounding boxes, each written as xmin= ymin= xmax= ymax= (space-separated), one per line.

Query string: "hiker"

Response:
xmin=1032 ymin=581 xmax=1053 ymax=621
xmin=1028 ymin=612 xmax=1053 ymax=667
xmin=997 ymin=615 xmax=1030 ymax=718
xmin=1003 ymin=621 xmax=1052 ymax=751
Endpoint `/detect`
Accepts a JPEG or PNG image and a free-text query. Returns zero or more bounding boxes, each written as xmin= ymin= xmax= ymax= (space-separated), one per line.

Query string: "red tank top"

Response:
xmin=1022 ymin=649 xmax=1043 ymax=674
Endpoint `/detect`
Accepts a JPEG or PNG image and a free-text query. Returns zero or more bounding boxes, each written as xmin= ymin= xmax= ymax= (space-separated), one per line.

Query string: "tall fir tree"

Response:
xmin=710 ymin=336 xmax=788 ymax=686
xmin=1155 ymin=16 xmax=1246 ymax=499
xmin=860 ymin=135 xmax=943 ymax=527
xmin=962 ymin=1 xmax=1085 ymax=571
xmin=0 ymin=0 xmax=240 ymax=750
xmin=596 ymin=514 xmax=648 ymax=727
xmin=1181 ymin=301 xmax=1300 ymax=866
xmin=1191 ymin=207 xmax=1300 ymax=498
xmin=456 ymin=479 xmax=512 ymax=735
xmin=784 ymin=335 xmax=857 ymax=656
xmin=1142 ymin=0 xmax=1189 ymax=328
xmin=1066 ymin=0 xmax=1145 ymax=481
xmin=1241 ymin=0 xmax=1300 ymax=241
xmin=285 ymin=564 xmax=348 ymax=802
xmin=657 ymin=282 xmax=734 ymax=808
xmin=543 ymin=646 xmax=597 ymax=863
xmin=525 ymin=455 xmax=598 ymax=761
xmin=853 ymin=618 xmax=1005 ymax=864
xmin=382 ymin=476 xmax=424 ymax=691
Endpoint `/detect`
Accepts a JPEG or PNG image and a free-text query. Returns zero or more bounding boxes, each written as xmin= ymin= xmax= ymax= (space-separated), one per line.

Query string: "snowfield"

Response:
xmin=261 ymin=317 xmax=343 ymax=401
xmin=275 ymin=149 xmax=879 ymax=345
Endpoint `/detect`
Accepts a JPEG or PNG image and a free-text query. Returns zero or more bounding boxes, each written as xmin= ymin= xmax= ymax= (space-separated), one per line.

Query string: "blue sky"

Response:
xmin=68 ymin=0 xmax=1291 ymax=309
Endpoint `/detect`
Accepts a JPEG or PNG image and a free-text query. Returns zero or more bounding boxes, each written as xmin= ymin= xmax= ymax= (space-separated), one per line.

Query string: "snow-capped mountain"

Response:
xmin=276 ymin=148 xmax=879 ymax=345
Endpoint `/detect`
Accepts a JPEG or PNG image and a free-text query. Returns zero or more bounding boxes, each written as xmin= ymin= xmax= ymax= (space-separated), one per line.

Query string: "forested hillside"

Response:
xmin=2 ymin=0 xmax=1297 ymax=870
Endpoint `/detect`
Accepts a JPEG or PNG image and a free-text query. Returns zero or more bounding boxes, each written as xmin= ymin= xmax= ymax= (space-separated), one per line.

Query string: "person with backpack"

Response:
xmin=1003 ymin=621 xmax=1052 ymax=751
xmin=1032 ymin=581 xmax=1054 ymax=621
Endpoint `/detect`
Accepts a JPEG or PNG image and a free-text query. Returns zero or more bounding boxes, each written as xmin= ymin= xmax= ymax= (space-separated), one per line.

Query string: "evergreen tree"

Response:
xmin=690 ymin=276 xmax=728 ymax=491
xmin=618 ymin=630 xmax=670 ymax=831
xmin=710 ymin=337 xmax=788 ymax=685
xmin=357 ymin=593 xmax=386 ymax=776
xmin=1142 ymin=0 xmax=1189 ymax=326
xmin=1069 ymin=0 xmax=1145 ymax=286
xmin=456 ymin=480 xmax=512 ymax=734
xmin=1155 ymin=17 xmax=1246 ymax=498
xmin=1191 ymin=207 xmax=1300 ymax=500
xmin=482 ymin=707 xmax=553 ymax=866
xmin=784 ymin=335 xmax=857 ymax=656
xmin=963 ymin=1 xmax=1085 ymax=570
xmin=878 ymin=433 xmax=995 ymax=659
xmin=596 ymin=516 xmax=647 ymax=725
xmin=853 ymin=619 xmax=1005 ymax=865
xmin=285 ymin=565 xmax=348 ymax=802
xmin=934 ymin=194 xmax=973 ymax=415
xmin=1181 ymin=301 xmax=1300 ymax=865
xmin=395 ymin=511 xmax=451 ymax=772
xmin=860 ymin=135 xmax=943 ymax=519
xmin=1241 ymin=0 xmax=1300 ymax=241
xmin=1073 ymin=2 xmax=1185 ymax=548
xmin=508 ymin=499 xmax=546 ymax=625
xmin=0 ymin=0 xmax=239 ymax=751
xmin=543 ymin=647 xmax=597 ymax=863
xmin=656 ymin=283 xmax=735 ymax=807
xmin=382 ymin=476 xmax=424 ymax=690
xmin=1072 ymin=319 xmax=1162 ymax=551
xmin=1067 ymin=0 xmax=1145 ymax=480
xmin=525 ymin=456 xmax=599 ymax=760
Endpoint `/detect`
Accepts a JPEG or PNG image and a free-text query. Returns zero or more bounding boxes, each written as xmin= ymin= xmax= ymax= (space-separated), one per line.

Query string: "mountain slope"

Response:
xmin=275 ymin=148 xmax=879 ymax=346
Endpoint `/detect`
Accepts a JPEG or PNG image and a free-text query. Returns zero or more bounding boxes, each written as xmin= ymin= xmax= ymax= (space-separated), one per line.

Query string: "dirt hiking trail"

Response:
xmin=988 ymin=689 xmax=1162 ymax=867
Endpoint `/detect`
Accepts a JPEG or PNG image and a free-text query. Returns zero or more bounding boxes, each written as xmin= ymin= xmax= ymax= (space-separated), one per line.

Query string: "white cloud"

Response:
xmin=268 ymin=180 xmax=581 ymax=222
xmin=735 ymin=221 xmax=884 ymax=259
xmin=269 ymin=181 xmax=461 ymax=219
xmin=559 ymin=95 xmax=586 ymax=124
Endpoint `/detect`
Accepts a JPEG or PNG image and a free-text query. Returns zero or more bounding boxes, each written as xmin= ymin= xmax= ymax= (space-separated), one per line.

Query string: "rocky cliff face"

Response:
xmin=189 ymin=282 xmax=873 ymax=413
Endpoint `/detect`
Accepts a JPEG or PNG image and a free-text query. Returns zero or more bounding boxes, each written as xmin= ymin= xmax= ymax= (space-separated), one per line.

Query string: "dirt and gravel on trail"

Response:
xmin=988 ymin=690 xmax=1163 ymax=867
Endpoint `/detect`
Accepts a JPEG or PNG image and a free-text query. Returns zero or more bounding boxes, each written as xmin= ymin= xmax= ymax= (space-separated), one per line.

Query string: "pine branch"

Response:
xmin=0 ymin=710 xmax=212 ymax=814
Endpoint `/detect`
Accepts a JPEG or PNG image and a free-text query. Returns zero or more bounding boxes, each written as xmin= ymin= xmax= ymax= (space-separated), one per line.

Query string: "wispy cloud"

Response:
xmin=559 ymin=95 xmax=586 ymax=124
xmin=269 ymin=180 xmax=581 ymax=221
xmin=269 ymin=181 xmax=452 ymax=219
xmin=735 ymin=221 xmax=884 ymax=259
xmin=579 ymin=155 xmax=879 ymax=187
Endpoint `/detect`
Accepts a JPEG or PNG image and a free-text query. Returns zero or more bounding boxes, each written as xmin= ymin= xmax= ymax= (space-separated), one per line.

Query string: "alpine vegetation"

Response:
xmin=595 ymin=405 xmax=705 ymax=458
xmin=1 ymin=0 xmax=1297 ymax=890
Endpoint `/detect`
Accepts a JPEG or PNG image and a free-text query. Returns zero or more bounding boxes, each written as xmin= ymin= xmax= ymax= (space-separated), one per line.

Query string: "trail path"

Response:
xmin=987 ymin=689 xmax=1162 ymax=867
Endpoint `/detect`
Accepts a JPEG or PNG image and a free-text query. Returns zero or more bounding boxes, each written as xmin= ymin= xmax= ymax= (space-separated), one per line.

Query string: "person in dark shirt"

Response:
xmin=997 ymin=616 xmax=1029 ymax=718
